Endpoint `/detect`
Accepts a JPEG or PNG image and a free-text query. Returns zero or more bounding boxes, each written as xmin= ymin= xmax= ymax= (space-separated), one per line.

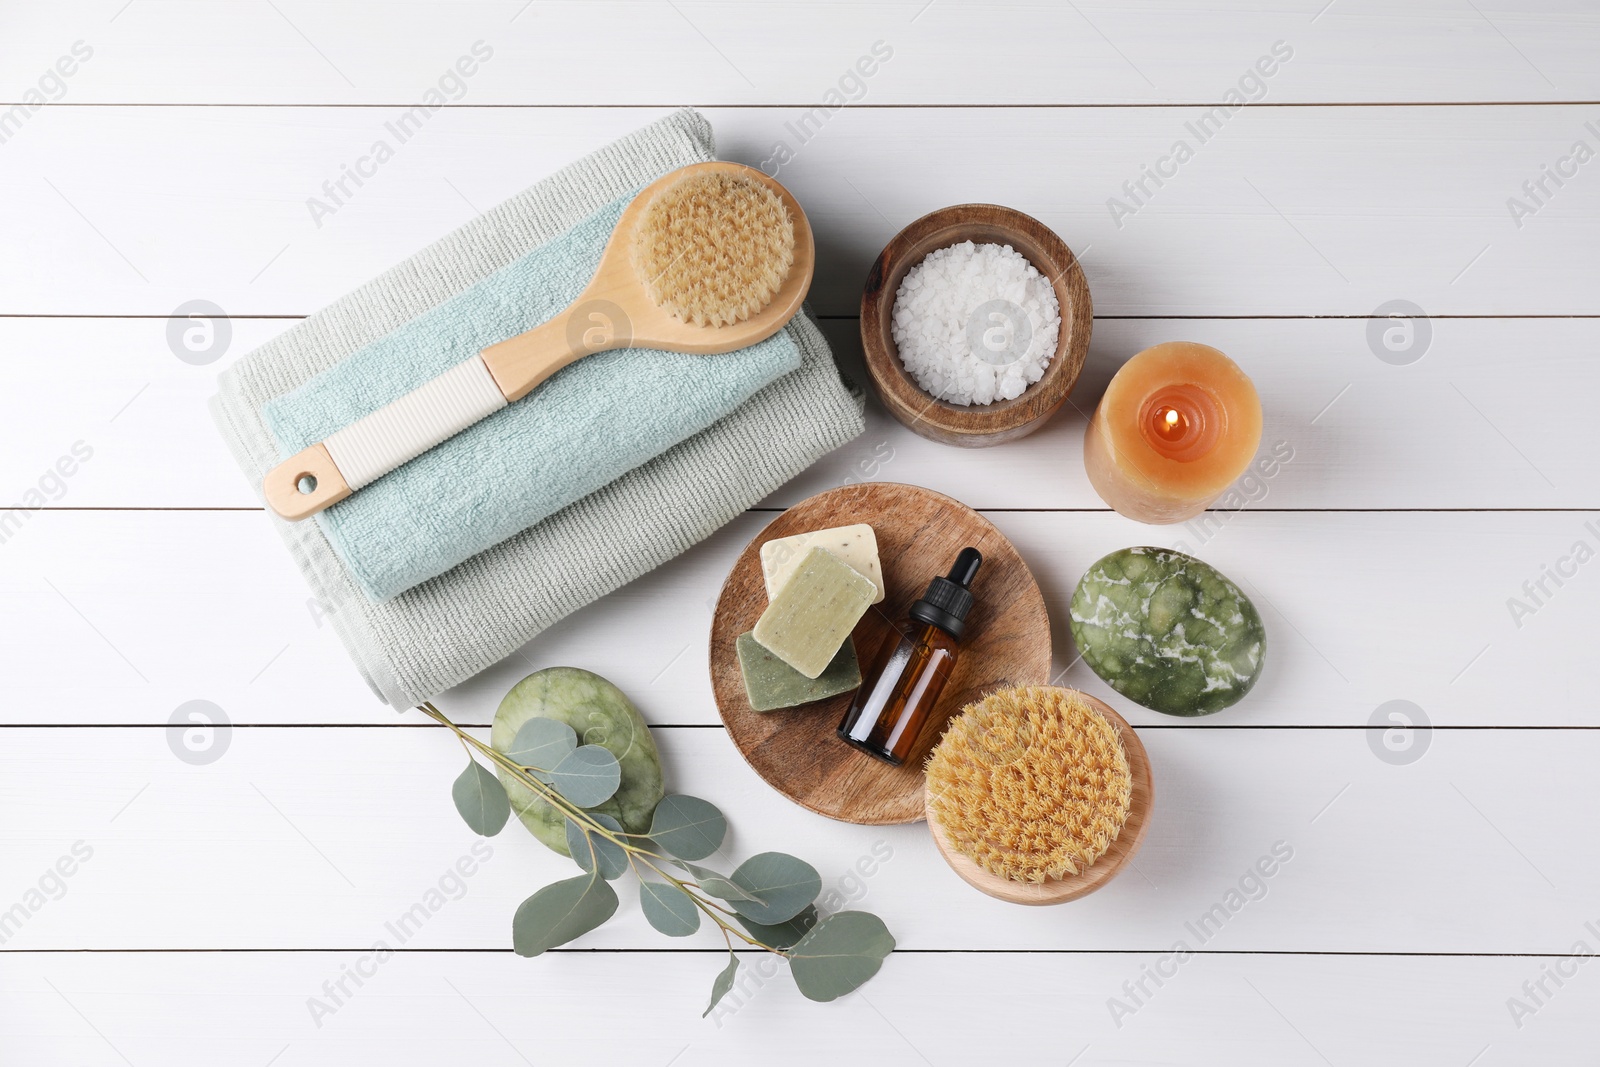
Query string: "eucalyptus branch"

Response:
xmin=420 ymin=701 xmax=773 ymax=953
xmin=625 ymin=851 xmax=764 ymax=947
xmin=424 ymin=686 xmax=895 ymax=1013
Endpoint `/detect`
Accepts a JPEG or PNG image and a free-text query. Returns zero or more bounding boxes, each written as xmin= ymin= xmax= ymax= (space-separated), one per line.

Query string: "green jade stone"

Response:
xmin=1069 ymin=547 xmax=1266 ymax=716
xmin=737 ymin=631 xmax=862 ymax=712
xmin=489 ymin=667 xmax=665 ymax=856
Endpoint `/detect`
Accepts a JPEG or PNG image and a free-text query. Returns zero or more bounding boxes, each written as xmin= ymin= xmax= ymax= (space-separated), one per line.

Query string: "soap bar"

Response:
xmin=488 ymin=667 xmax=664 ymax=858
xmin=752 ymin=546 xmax=877 ymax=678
xmin=1069 ymin=547 xmax=1266 ymax=716
xmin=761 ymin=524 xmax=885 ymax=604
xmin=737 ymin=631 xmax=861 ymax=712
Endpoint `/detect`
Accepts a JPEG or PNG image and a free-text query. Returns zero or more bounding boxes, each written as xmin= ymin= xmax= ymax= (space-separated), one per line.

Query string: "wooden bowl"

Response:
xmin=925 ymin=693 xmax=1153 ymax=905
xmin=709 ymin=482 xmax=1052 ymax=825
xmin=861 ymin=203 xmax=1093 ymax=448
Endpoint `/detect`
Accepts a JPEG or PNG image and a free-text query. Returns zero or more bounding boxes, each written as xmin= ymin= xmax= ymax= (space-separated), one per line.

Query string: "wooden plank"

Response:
xmin=2 ymin=106 xmax=1597 ymax=317
xmin=4 ymin=508 xmax=1592 ymax=726
xmin=0 ymin=725 xmax=1596 ymax=955
xmin=4 ymin=0 xmax=1597 ymax=105
xmin=4 ymin=314 xmax=1595 ymax=511
xmin=2 ymin=948 xmax=1593 ymax=1064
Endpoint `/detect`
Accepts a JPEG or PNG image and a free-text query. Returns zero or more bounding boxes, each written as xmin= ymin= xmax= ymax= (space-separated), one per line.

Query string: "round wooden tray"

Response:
xmin=709 ymin=482 xmax=1051 ymax=824
xmin=925 ymin=694 xmax=1154 ymax=904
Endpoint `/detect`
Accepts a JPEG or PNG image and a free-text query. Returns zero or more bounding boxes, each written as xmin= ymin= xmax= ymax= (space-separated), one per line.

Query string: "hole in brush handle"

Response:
xmin=262 ymin=443 xmax=350 ymax=521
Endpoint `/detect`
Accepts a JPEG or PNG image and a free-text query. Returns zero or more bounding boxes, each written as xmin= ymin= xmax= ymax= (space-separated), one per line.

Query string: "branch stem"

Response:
xmin=419 ymin=703 xmax=777 ymax=955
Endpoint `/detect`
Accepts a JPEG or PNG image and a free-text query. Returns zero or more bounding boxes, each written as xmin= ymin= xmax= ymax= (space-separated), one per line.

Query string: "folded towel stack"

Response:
xmin=260 ymin=192 xmax=802 ymax=602
xmin=211 ymin=109 xmax=865 ymax=707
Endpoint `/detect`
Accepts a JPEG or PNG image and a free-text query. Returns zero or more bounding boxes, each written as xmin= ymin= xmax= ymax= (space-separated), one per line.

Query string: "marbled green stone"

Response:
xmin=490 ymin=667 xmax=664 ymax=856
xmin=737 ymin=631 xmax=861 ymax=712
xmin=1069 ymin=547 xmax=1266 ymax=717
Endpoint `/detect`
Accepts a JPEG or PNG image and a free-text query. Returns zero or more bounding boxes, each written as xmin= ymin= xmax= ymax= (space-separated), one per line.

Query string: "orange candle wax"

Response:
xmin=1083 ymin=342 xmax=1262 ymax=524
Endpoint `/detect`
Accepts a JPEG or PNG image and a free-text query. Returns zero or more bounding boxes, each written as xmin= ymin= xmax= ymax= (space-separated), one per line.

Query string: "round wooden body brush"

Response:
xmin=924 ymin=686 xmax=1153 ymax=905
xmin=263 ymin=161 xmax=815 ymax=521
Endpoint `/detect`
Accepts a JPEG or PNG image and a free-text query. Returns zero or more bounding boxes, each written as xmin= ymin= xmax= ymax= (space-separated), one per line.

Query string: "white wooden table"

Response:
xmin=3 ymin=1 xmax=1598 ymax=1062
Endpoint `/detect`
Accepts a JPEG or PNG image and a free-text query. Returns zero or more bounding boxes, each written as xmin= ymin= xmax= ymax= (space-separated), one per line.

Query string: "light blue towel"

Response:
xmin=261 ymin=194 xmax=801 ymax=601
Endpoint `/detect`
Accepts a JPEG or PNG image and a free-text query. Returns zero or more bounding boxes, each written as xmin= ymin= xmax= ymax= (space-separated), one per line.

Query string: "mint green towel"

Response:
xmin=260 ymin=196 xmax=799 ymax=601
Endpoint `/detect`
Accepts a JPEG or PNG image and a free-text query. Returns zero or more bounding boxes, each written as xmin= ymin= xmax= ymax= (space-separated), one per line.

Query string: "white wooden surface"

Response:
xmin=2 ymin=1 xmax=1598 ymax=1063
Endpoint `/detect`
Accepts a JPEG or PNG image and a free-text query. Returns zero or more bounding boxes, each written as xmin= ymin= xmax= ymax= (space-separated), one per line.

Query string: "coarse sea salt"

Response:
xmin=891 ymin=241 xmax=1062 ymax=406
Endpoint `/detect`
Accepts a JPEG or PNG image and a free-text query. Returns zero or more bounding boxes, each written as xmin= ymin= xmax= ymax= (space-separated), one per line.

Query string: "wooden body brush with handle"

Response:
xmin=263 ymin=161 xmax=815 ymax=521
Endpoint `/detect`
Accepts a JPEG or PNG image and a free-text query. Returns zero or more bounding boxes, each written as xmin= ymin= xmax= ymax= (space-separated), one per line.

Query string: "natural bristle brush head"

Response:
xmin=633 ymin=171 xmax=797 ymax=328
xmin=925 ymin=686 xmax=1133 ymax=884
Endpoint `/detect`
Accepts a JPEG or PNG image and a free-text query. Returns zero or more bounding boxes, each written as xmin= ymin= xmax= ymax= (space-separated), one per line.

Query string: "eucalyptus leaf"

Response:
xmin=546 ymin=745 xmax=622 ymax=807
xmin=451 ymin=760 xmax=510 ymax=837
xmin=639 ymin=881 xmax=700 ymax=937
xmin=703 ymin=951 xmax=741 ymax=1018
xmin=735 ymin=904 xmax=818 ymax=950
xmin=512 ymin=873 xmax=618 ymax=957
xmin=787 ymin=911 xmax=896 ymax=1002
xmin=648 ymin=794 xmax=727 ymax=861
xmin=727 ymin=852 xmax=821 ymax=925
xmin=672 ymin=860 xmax=759 ymax=903
xmin=504 ymin=717 xmax=577 ymax=778
xmin=564 ymin=813 xmax=628 ymax=881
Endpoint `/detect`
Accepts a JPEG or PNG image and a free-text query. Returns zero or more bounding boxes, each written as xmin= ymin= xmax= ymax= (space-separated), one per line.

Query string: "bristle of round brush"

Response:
xmin=926 ymin=687 xmax=1132 ymax=884
xmin=633 ymin=171 xmax=796 ymax=328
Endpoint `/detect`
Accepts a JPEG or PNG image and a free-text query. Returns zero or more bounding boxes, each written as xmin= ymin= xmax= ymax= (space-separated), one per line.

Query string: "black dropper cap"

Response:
xmin=908 ymin=547 xmax=982 ymax=640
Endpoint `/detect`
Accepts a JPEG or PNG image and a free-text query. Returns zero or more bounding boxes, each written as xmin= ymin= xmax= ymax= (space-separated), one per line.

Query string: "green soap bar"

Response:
xmin=752 ymin=546 xmax=876 ymax=678
xmin=1069 ymin=546 xmax=1266 ymax=717
xmin=737 ymin=631 xmax=862 ymax=712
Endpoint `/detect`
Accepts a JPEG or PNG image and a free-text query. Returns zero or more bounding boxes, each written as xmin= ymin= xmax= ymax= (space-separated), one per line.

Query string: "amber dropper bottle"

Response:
xmin=837 ymin=548 xmax=982 ymax=765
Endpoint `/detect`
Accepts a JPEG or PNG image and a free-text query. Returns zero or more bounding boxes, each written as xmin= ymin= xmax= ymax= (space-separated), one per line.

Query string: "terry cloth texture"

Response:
xmin=260 ymin=191 xmax=800 ymax=601
xmin=211 ymin=108 xmax=864 ymax=706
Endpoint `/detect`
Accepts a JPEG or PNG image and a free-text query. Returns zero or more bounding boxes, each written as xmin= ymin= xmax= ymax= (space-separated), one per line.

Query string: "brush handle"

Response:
xmin=262 ymin=318 xmax=589 ymax=521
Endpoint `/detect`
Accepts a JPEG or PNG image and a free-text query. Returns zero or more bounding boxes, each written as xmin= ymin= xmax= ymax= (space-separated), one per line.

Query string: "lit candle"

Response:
xmin=1083 ymin=342 xmax=1262 ymax=524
